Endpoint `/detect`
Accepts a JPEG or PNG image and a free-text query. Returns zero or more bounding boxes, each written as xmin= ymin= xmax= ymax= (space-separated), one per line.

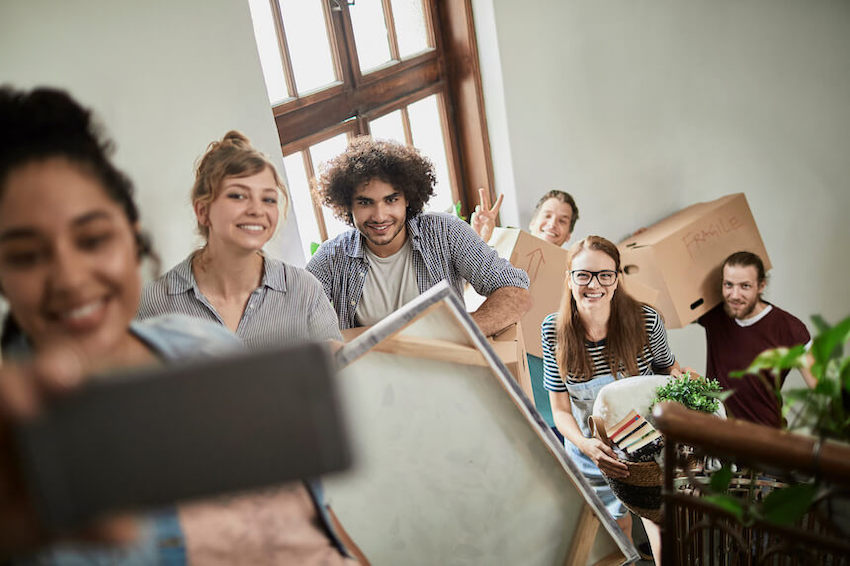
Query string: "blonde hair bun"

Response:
xmin=221 ymin=130 xmax=251 ymax=148
xmin=191 ymin=130 xmax=288 ymax=239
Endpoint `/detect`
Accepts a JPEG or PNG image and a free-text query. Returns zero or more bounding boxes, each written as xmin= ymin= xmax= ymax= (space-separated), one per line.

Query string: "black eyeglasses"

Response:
xmin=569 ymin=269 xmax=618 ymax=287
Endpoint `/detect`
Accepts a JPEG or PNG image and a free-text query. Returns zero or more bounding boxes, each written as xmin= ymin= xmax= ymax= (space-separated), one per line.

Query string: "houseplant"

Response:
xmin=652 ymin=373 xmax=725 ymax=415
xmin=700 ymin=314 xmax=850 ymax=526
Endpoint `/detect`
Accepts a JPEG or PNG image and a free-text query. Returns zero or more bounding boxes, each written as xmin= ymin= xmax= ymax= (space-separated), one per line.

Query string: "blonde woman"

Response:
xmin=137 ymin=132 xmax=364 ymax=564
xmin=139 ymin=131 xmax=341 ymax=347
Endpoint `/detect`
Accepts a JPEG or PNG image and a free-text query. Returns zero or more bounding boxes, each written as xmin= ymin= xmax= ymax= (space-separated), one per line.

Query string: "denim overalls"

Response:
xmin=563 ymin=372 xmax=627 ymax=519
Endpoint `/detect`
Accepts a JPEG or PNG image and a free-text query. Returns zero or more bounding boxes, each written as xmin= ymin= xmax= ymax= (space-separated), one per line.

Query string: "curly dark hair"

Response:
xmin=0 ymin=86 xmax=153 ymax=259
xmin=0 ymin=86 xmax=157 ymax=354
xmin=314 ymin=137 xmax=436 ymax=226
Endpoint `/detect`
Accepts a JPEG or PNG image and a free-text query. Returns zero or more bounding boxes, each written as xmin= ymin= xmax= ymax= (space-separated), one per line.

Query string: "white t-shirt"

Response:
xmin=356 ymin=240 xmax=420 ymax=326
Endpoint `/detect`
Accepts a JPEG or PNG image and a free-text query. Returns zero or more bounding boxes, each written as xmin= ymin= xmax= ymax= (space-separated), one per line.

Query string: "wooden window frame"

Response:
xmin=268 ymin=0 xmax=493 ymax=223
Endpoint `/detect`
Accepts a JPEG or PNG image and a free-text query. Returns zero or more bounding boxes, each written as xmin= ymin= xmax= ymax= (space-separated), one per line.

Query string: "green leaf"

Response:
xmin=760 ymin=483 xmax=817 ymax=526
xmin=654 ymin=376 xmax=723 ymax=413
xmin=810 ymin=315 xmax=850 ymax=374
xmin=841 ymin=357 xmax=850 ymax=391
xmin=705 ymin=389 xmax=734 ymax=402
xmin=779 ymin=345 xmax=807 ymax=367
xmin=814 ymin=367 xmax=840 ymax=397
xmin=702 ymin=494 xmax=745 ymax=522
xmin=310 ymin=241 xmax=320 ymax=256
xmin=452 ymin=201 xmax=468 ymax=222
xmin=709 ymin=463 xmax=733 ymax=493
xmin=811 ymin=314 xmax=831 ymax=335
xmin=731 ymin=345 xmax=807 ymax=378
xmin=782 ymin=388 xmax=812 ymax=403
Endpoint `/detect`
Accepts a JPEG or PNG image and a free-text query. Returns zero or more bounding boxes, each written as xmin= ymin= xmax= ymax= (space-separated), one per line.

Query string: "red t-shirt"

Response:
xmin=698 ymin=303 xmax=810 ymax=428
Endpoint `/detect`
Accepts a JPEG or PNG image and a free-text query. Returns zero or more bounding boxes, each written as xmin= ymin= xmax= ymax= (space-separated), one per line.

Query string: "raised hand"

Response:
xmin=470 ymin=188 xmax=503 ymax=244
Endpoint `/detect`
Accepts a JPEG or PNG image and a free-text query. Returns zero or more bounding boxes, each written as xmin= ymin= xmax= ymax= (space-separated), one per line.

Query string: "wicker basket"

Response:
xmin=589 ymin=415 xmax=664 ymax=523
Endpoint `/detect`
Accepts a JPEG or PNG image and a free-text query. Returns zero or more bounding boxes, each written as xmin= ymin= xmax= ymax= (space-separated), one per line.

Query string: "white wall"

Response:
xmin=0 ymin=0 xmax=305 ymax=272
xmin=474 ymin=0 xmax=850 ymax=376
xmin=3 ymin=1 xmax=848 ymax=377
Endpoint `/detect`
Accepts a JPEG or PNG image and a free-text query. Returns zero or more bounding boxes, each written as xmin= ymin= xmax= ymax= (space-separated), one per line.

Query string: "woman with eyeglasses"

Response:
xmin=541 ymin=235 xmax=680 ymax=560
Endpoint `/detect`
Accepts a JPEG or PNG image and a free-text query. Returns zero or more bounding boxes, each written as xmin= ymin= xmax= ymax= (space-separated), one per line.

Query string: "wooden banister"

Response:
xmin=652 ymin=402 xmax=850 ymax=486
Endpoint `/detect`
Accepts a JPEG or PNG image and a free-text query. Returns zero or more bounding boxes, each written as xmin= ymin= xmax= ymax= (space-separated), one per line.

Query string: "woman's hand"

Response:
xmin=0 ymin=344 xmax=139 ymax=556
xmin=681 ymin=366 xmax=701 ymax=379
xmin=669 ymin=364 xmax=701 ymax=379
xmin=667 ymin=361 xmax=704 ymax=379
xmin=578 ymin=437 xmax=629 ymax=479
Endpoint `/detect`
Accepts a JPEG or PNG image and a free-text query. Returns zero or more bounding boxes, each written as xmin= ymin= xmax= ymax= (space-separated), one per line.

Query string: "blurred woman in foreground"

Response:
xmin=0 ymin=86 xmax=359 ymax=565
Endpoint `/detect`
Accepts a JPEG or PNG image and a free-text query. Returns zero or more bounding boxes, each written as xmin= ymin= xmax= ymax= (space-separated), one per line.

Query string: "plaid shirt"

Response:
xmin=306 ymin=212 xmax=530 ymax=329
xmin=139 ymin=253 xmax=342 ymax=349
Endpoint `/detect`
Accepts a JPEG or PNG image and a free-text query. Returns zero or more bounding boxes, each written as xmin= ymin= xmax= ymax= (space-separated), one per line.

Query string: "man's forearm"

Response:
xmin=471 ymin=286 xmax=532 ymax=337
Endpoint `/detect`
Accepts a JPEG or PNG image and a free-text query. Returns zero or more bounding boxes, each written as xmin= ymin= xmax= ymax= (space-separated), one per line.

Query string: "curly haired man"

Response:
xmin=307 ymin=137 xmax=530 ymax=336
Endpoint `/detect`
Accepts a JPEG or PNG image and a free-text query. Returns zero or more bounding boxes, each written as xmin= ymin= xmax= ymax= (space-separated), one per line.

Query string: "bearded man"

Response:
xmin=698 ymin=251 xmax=816 ymax=427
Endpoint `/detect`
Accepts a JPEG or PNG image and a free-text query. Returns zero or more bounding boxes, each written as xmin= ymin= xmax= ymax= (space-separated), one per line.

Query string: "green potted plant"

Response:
xmin=698 ymin=314 xmax=850 ymax=527
xmin=652 ymin=373 xmax=725 ymax=415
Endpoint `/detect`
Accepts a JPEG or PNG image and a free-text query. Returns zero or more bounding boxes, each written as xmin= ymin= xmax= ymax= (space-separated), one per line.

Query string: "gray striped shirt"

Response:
xmin=306 ymin=212 xmax=530 ymax=330
xmin=138 ymin=253 xmax=342 ymax=350
xmin=542 ymin=305 xmax=675 ymax=390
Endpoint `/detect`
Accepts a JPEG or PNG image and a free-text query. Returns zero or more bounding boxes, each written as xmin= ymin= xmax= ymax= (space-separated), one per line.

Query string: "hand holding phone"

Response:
xmin=6 ymin=342 xmax=351 ymax=546
xmin=0 ymin=343 xmax=128 ymax=555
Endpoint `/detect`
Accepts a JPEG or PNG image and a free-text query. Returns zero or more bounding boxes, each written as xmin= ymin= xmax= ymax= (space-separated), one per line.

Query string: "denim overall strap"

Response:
xmin=152 ymin=507 xmax=187 ymax=565
xmin=563 ymin=374 xmax=617 ymax=438
xmin=562 ymin=373 xmax=627 ymax=519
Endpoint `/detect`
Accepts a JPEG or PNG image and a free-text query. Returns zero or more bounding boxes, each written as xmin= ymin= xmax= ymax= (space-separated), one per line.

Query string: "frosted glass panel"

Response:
xmin=349 ymin=0 xmax=392 ymax=72
xmin=369 ymin=110 xmax=405 ymax=144
xmin=248 ymin=0 xmax=290 ymax=104
xmin=282 ymin=152 xmax=320 ymax=261
xmin=391 ymin=0 xmax=429 ymax=58
xmin=409 ymin=95 xmax=453 ymax=214
xmin=278 ymin=0 xmax=337 ymax=93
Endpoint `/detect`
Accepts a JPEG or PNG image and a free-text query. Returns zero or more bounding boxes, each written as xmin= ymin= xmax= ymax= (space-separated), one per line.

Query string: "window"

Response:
xmin=249 ymin=0 xmax=492 ymax=260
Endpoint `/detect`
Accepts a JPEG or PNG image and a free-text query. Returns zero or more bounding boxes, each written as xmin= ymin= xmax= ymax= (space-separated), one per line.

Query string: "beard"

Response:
xmin=723 ymin=296 xmax=759 ymax=320
xmin=362 ymin=220 xmax=406 ymax=250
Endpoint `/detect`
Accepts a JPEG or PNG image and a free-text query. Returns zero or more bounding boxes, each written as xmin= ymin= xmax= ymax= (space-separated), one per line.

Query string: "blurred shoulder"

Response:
xmin=132 ymin=314 xmax=242 ymax=361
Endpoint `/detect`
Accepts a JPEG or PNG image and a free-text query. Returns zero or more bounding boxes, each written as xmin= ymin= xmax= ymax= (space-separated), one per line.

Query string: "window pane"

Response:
xmin=248 ymin=0 xmax=290 ymax=104
xmin=391 ymin=0 xmax=429 ymax=58
xmin=310 ymin=134 xmax=352 ymax=240
xmin=278 ymin=0 xmax=337 ymax=94
xmin=408 ymin=95 xmax=454 ymax=214
xmin=369 ymin=110 xmax=405 ymax=144
xmin=349 ymin=1 xmax=393 ymax=72
xmin=282 ymin=152 xmax=321 ymax=261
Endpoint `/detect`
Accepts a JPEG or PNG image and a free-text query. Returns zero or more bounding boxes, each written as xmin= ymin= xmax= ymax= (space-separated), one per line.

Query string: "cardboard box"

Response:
xmin=488 ymin=322 xmax=533 ymax=400
xmin=465 ymin=227 xmax=568 ymax=358
xmin=618 ymin=193 xmax=771 ymax=328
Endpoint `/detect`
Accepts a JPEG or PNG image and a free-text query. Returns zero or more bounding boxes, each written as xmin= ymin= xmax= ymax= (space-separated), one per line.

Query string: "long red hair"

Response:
xmin=555 ymin=235 xmax=649 ymax=380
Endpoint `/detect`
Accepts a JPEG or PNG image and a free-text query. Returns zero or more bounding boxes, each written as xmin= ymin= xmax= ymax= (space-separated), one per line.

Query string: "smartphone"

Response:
xmin=14 ymin=342 xmax=352 ymax=530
